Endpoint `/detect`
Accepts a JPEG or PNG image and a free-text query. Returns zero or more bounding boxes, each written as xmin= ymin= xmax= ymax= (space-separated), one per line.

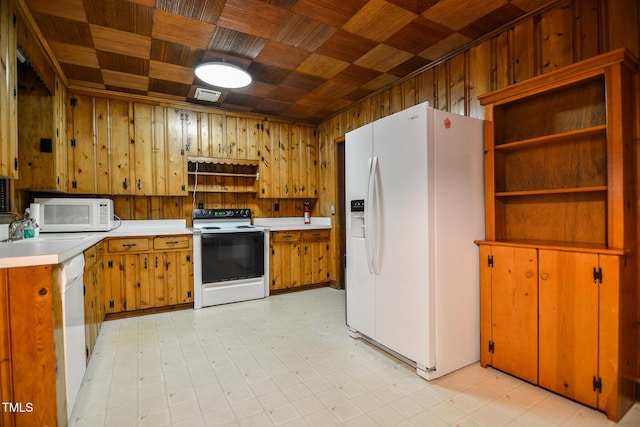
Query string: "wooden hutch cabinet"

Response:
xmin=476 ymin=48 xmax=637 ymax=421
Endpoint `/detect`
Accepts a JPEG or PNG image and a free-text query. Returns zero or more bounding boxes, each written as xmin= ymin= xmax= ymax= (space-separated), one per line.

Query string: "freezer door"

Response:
xmin=372 ymin=103 xmax=432 ymax=368
xmin=345 ymin=123 xmax=375 ymax=338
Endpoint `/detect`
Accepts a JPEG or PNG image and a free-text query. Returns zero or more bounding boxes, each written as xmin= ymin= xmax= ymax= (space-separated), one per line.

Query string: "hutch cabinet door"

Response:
xmin=538 ymin=250 xmax=599 ymax=407
xmin=479 ymin=244 xmax=538 ymax=384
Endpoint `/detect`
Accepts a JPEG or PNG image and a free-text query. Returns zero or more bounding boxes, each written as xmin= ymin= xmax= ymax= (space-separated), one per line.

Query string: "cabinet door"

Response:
xmin=104 ymin=255 xmax=124 ymax=313
xmin=132 ymin=103 xmax=154 ymax=195
xmin=205 ymin=112 xmax=225 ymax=158
xmin=290 ymin=124 xmax=302 ymax=197
xmin=153 ymin=249 xmax=192 ymax=305
xmin=302 ymin=230 xmax=330 ymax=285
xmin=259 ymin=121 xmax=273 ymax=197
xmin=68 ymin=94 xmax=97 ymax=193
xmin=271 ymin=240 xmax=302 ymax=290
xmin=162 ymin=251 xmax=179 ymax=305
xmin=177 ymin=250 xmax=193 ymax=304
xmin=538 ymin=250 xmax=600 ymax=407
xmin=54 ymin=77 xmax=69 ymax=191
xmin=137 ymin=254 xmax=153 ymax=309
xmin=225 ymin=116 xmax=240 ymax=159
xmin=16 ymin=94 xmax=55 ymax=190
xmin=303 ymin=241 xmax=327 ymax=285
xmin=152 ymin=253 xmax=166 ymax=307
xmin=0 ymin=0 xmax=17 ymax=179
xmin=247 ymin=118 xmax=262 ymax=161
xmin=121 ymin=254 xmax=140 ymax=311
xmin=104 ymin=99 xmax=133 ymax=195
xmin=297 ymin=125 xmax=319 ymax=198
xmin=278 ymin=123 xmax=291 ymax=197
xmin=166 ymin=108 xmax=189 ymax=195
xmin=480 ymin=245 xmax=538 ymax=384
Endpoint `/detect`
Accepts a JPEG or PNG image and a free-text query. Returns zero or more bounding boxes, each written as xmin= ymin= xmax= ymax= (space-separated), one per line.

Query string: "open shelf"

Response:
xmin=188 ymin=158 xmax=259 ymax=193
xmin=496 ymin=185 xmax=607 ymax=197
xmin=494 ymin=125 xmax=606 ymax=152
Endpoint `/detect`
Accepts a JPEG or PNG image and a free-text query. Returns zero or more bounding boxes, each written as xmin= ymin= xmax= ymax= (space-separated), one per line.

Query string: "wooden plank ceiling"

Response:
xmin=23 ymin=0 xmax=553 ymax=123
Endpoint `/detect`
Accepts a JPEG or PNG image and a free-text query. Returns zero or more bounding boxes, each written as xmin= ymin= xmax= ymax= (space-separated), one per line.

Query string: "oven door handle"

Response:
xmin=200 ymin=231 xmax=264 ymax=239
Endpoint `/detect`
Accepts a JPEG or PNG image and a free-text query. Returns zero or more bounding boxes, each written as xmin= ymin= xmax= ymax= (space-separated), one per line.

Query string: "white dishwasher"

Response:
xmin=60 ymin=254 xmax=86 ymax=420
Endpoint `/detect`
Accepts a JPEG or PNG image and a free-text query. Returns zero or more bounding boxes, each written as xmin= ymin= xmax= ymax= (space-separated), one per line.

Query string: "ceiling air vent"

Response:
xmin=195 ymin=87 xmax=221 ymax=102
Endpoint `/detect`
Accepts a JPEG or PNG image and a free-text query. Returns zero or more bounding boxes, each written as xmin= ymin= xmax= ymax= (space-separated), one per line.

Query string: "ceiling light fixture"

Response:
xmin=194 ymin=62 xmax=252 ymax=89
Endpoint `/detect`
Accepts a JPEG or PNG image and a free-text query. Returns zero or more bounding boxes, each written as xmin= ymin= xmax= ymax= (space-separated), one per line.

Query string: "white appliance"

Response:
xmin=59 ymin=254 xmax=86 ymax=420
xmin=345 ymin=102 xmax=484 ymax=380
xmin=35 ymin=198 xmax=115 ymax=232
xmin=192 ymin=208 xmax=269 ymax=308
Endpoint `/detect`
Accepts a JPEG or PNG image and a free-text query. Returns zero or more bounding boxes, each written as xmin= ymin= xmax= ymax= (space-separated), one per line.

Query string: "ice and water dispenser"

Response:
xmin=350 ymin=199 xmax=365 ymax=238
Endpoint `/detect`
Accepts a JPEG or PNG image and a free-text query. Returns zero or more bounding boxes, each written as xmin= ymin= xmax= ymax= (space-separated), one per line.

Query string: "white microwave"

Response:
xmin=35 ymin=198 xmax=115 ymax=232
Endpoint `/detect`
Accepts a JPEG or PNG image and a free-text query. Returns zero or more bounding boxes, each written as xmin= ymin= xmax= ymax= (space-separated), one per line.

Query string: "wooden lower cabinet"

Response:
xmin=270 ymin=229 xmax=329 ymax=291
xmin=479 ymin=243 xmax=635 ymax=420
xmin=104 ymin=235 xmax=193 ymax=313
xmin=0 ymin=265 xmax=61 ymax=426
xmin=479 ymin=244 xmax=538 ymax=384
xmin=302 ymin=230 xmax=330 ymax=285
xmin=270 ymin=231 xmax=302 ymax=290
xmin=84 ymin=242 xmax=105 ymax=363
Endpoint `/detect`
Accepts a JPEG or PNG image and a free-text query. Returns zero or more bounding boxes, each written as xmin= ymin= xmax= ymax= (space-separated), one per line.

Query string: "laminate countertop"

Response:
xmin=0 ymin=220 xmax=191 ymax=268
xmin=253 ymin=217 xmax=332 ymax=231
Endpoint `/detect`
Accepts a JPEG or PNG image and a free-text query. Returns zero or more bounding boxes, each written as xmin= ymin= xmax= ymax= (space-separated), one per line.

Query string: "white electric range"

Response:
xmin=192 ymin=208 xmax=269 ymax=308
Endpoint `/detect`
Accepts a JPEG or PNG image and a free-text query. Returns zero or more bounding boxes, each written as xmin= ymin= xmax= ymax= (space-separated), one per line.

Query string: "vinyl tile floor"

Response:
xmin=70 ymin=287 xmax=640 ymax=426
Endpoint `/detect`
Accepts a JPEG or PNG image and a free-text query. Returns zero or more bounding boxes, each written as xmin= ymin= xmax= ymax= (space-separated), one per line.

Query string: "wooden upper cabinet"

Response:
xmin=15 ymin=76 xmax=68 ymax=192
xmin=97 ymin=98 xmax=133 ymax=195
xmin=165 ymin=108 xmax=191 ymax=195
xmin=478 ymin=48 xmax=638 ymax=251
xmin=0 ymin=0 xmax=17 ymax=179
xmin=194 ymin=112 xmax=262 ymax=163
xmin=67 ymin=94 xmax=97 ymax=194
xmin=54 ymin=77 xmax=68 ymax=191
xmin=259 ymin=122 xmax=319 ymax=199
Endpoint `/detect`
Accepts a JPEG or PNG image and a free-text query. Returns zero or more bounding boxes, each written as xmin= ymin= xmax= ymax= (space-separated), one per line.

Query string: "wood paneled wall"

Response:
xmin=111 ymin=195 xmax=315 ymax=227
xmin=316 ymin=0 xmax=640 ymax=383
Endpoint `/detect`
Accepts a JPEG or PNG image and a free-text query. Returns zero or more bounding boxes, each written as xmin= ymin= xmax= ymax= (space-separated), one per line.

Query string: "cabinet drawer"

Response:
xmin=302 ymin=229 xmax=330 ymax=242
xmin=272 ymin=231 xmax=301 ymax=243
xmin=153 ymin=235 xmax=192 ymax=250
xmin=107 ymin=237 xmax=150 ymax=253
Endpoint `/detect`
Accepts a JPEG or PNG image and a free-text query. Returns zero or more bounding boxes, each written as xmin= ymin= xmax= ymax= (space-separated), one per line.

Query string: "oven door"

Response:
xmin=201 ymin=231 xmax=265 ymax=283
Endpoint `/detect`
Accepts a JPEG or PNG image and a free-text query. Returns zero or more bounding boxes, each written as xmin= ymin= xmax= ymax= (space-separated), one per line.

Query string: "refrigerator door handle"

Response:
xmin=367 ymin=156 xmax=380 ymax=275
xmin=365 ymin=156 xmax=376 ymax=274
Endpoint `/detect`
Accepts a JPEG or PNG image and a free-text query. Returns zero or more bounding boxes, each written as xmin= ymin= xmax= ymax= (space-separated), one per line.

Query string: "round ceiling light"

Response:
xmin=194 ymin=62 xmax=252 ymax=89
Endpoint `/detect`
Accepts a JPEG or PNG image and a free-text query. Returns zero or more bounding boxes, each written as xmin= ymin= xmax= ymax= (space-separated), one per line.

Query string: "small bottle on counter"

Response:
xmin=304 ymin=201 xmax=311 ymax=224
xmin=23 ymin=208 xmax=35 ymax=239
xmin=23 ymin=219 xmax=35 ymax=239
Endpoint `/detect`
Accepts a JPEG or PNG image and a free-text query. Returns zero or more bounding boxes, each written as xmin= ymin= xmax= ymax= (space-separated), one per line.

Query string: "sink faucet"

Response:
xmin=8 ymin=218 xmax=27 ymax=242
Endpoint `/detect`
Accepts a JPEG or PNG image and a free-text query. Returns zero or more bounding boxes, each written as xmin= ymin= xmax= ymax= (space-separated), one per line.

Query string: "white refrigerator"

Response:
xmin=345 ymin=102 xmax=484 ymax=380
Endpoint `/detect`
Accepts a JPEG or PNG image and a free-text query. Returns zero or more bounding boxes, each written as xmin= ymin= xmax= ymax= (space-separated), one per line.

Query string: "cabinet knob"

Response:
xmin=540 ymin=273 xmax=549 ymax=280
xmin=525 ymin=271 xmax=533 ymax=279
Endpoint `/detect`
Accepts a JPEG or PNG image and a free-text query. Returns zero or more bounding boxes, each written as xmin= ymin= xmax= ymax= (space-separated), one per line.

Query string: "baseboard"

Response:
xmin=105 ymin=302 xmax=192 ymax=320
xmin=269 ymin=282 xmax=330 ymax=295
